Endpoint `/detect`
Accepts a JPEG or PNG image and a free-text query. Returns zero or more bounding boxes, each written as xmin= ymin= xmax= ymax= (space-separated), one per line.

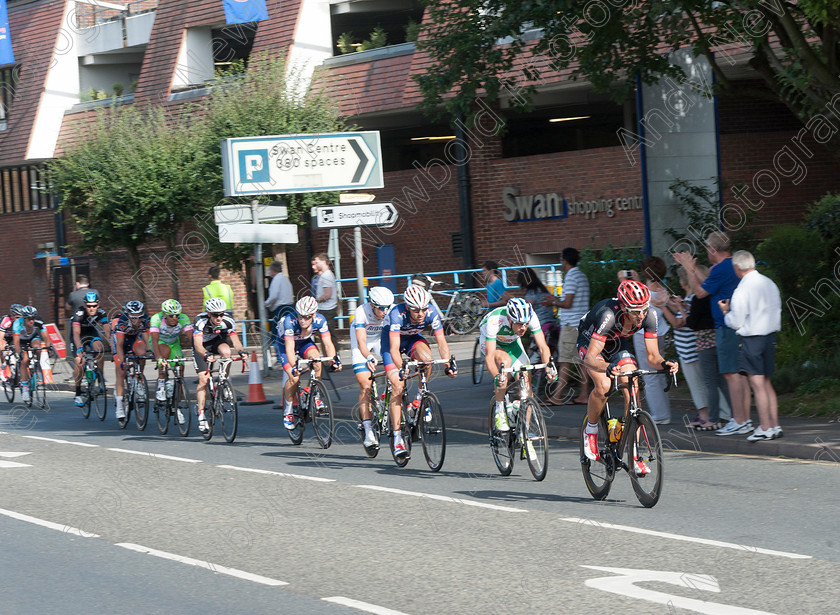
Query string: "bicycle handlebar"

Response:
xmin=202 ymin=355 xmax=247 ymax=376
xmin=610 ymin=368 xmax=678 ymax=392
xmin=501 ymin=361 xmax=555 ymax=374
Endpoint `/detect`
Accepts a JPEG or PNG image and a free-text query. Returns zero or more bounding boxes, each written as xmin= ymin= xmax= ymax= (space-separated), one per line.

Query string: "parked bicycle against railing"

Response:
xmin=154 ymin=357 xmax=192 ymax=436
xmin=80 ymin=349 xmax=107 ymax=421
xmin=488 ymin=362 xmax=552 ymax=481
xmin=287 ymin=356 xmax=335 ymax=449
xmin=118 ymin=353 xmax=152 ymax=430
xmin=414 ymin=275 xmax=485 ymax=335
xmin=198 ymin=355 xmax=245 ymax=443
xmin=579 ymin=368 xmax=676 ymax=508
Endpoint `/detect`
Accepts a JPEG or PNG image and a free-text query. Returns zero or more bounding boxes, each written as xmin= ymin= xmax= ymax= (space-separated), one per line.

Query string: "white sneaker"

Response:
xmin=715 ymin=418 xmax=754 ymax=436
xmin=21 ymin=389 xmax=30 ymax=403
xmin=156 ymin=387 xmax=166 ymax=401
xmin=115 ymin=405 xmax=126 ymax=420
xmin=74 ymin=395 xmax=85 ymax=407
xmin=176 ymin=408 xmax=185 ymax=424
xmin=494 ymin=410 xmax=510 ymax=433
xmin=363 ymin=432 xmax=378 ymax=448
xmin=583 ymin=432 xmax=600 ymax=461
xmin=746 ymin=426 xmax=777 ymax=441
xmin=198 ymin=414 xmax=209 ymax=433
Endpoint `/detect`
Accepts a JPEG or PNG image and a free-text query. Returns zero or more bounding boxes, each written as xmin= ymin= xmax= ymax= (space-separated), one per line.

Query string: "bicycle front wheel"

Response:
xmin=627 ymin=410 xmax=664 ymax=508
xmin=579 ymin=412 xmax=613 ymax=500
xmin=156 ymin=384 xmax=170 ymax=435
xmin=390 ymin=409 xmax=411 ymax=468
xmin=32 ymin=364 xmax=47 ymax=410
xmin=81 ymin=374 xmax=92 ymax=419
xmin=2 ymin=365 xmax=15 ymax=403
xmin=472 ymin=337 xmax=485 ymax=385
xmin=134 ymin=374 xmax=149 ymax=430
xmin=419 ymin=393 xmax=446 ymax=471
xmin=93 ymin=369 xmax=107 ymax=421
xmin=520 ymin=399 xmax=548 ymax=481
xmin=218 ymin=380 xmax=238 ymax=443
xmin=488 ymin=397 xmax=514 ymax=476
xmin=311 ymin=380 xmax=333 ymax=449
xmin=174 ymin=378 xmax=191 ymax=437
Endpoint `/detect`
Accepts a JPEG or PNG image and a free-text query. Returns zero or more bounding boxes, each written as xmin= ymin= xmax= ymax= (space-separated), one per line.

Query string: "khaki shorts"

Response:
xmin=556 ymin=325 xmax=582 ymax=364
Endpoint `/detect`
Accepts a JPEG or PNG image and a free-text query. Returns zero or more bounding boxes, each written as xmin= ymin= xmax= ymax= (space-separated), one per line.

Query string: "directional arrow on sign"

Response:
xmin=0 ymin=452 xmax=32 ymax=469
xmin=311 ymin=202 xmax=398 ymax=229
xmin=582 ymin=566 xmax=775 ymax=615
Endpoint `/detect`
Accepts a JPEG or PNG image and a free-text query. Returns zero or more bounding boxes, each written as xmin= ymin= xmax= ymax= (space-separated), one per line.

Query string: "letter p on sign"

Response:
xmin=238 ymin=149 xmax=270 ymax=183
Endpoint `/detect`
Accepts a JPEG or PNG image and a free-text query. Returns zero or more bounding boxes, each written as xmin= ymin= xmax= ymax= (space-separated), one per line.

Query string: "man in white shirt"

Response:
xmin=266 ymin=261 xmax=294 ymax=366
xmin=311 ymin=253 xmax=338 ymax=328
xmin=719 ymin=250 xmax=783 ymax=441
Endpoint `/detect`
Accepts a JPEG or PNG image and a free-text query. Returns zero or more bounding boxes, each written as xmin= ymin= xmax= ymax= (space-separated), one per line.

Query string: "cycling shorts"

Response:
xmin=192 ymin=336 xmax=233 ymax=372
xmin=71 ymin=336 xmax=104 ymax=355
xmin=279 ymin=338 xmax=318 ymax=371
xmin=383 ymin=334 xmax=427 ymax=371
xmin=351 ymin=338 xmax=383 ymax=374
xmin=481 ymin=338 xmax=528 ymax=371
xmin=155 ymin=339 xmax=183 ymax=359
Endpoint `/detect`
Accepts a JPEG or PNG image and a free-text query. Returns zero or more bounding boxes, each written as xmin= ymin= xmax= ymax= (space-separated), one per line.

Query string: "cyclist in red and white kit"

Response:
xmin=577 ymin=280 xmax=678 ymax=469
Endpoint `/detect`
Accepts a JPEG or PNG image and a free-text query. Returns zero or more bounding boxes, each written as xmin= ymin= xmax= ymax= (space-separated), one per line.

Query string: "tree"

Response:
xmin=416 ymin=0 xmax=840 ymax=158
xmin=49 ymin=105 xmax=211 ymax=301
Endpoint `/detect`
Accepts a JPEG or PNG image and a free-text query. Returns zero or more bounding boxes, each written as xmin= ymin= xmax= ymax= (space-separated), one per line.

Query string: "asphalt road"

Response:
xmin=2 ymin=388 xmax=840 ymax=615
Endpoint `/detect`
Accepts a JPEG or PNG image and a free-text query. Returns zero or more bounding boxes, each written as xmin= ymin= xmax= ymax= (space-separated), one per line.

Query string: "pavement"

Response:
xmin=38 ymin=336 xmax=840 ymax=463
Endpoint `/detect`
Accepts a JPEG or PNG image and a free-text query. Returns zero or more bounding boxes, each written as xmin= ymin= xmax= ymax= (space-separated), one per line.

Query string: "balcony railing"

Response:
xmin=74 ymin=0 xmax=158 ymax=29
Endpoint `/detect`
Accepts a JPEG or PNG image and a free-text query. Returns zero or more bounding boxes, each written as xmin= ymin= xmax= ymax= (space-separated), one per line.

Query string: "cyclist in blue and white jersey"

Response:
xmin=280 ymin=296 xmax=342 ymax=430
xmin=351 ymin=286 xmax=395 ymax=450
xmin=381 ymin=285 xmax=456 ymax=458
xmin=481 ymin=297 xmax=556 ymax=433
xmin=71 ymin=292 xmax=110 ymax=406
xmin=13 ymin=306 xmax=53 ymax=403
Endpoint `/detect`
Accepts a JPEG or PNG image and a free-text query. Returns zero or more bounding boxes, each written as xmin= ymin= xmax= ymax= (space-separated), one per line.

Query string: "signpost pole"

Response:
xmin=252 ymin=200 xmax=271 ymax=376
xmin=354 ymin=226 xmax=365 ymax=305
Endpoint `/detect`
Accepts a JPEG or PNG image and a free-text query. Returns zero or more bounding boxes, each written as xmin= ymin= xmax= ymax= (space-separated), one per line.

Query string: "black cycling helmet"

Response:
xmin=20 ymin=305 xmax=38 ymax=318
xmin=9 ymin=303 xmax=24 ymax=317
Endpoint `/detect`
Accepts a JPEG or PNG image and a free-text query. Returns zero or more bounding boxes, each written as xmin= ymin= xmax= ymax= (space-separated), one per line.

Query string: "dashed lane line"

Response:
xmin=323 ymin=596 xmax=409 ymax=615
xmin=355 ymin=484 xmax=528 ymax=513
xmin=106 ymin=447 xmax=203 ymax=463
xmin=216 ymin=464 xmax=336 ymax=482
xmin=0 ymin=507 xmax=99 ymax=538
xmin=21 ymin=435 xmax=99 ymax=447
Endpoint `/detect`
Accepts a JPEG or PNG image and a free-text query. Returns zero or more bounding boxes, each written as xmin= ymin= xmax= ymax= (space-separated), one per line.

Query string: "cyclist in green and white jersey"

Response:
xmin=480 ymin=297 xmax=556 ymax=432
xmin=149 ymin=299 xmax=194 ymax=403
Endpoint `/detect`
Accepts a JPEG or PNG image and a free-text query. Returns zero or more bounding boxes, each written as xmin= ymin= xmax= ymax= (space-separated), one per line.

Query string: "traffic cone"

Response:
xmin=40 ymin=349 xmax=54 ymax=384
xmin=241 ymin=351 xmax=273 ymax=406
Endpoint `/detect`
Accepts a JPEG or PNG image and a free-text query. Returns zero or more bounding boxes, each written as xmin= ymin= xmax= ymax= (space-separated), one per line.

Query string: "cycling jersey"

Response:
xmin=111 ymin=313 xmax=151 ymax=338
xmin=0 ymin=314 xmax=15 ymax=343
xmin=577 ymin=297 xmax=658 ymax=360
xmin=383 ymin=303 xmax=443 ymax=340
xmin=282 ymin=313 xmax=330 ymax=342
xmin=72 ymin=307 xmax=109 ymax=337
xmin=149 ymin=312 xmax=193 ymax=345
xmin=193 ymin=312 xmax=237 ymax=345
xmin=350 ymin=302 xmax=389 ymax=371
xmin=479 ymin=306 xmax=541 ymax=346
xmin=12 ymin=317 xmax=46 ymax=345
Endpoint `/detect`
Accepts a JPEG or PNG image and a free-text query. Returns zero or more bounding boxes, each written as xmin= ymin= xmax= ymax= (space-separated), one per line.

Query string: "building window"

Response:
xmin=0 ymin=64 xmax=20 ymax=130
xmin=0 ymin=165 xmax=53 ymax=214
xmin=331 ymin=0 xmax=424 ymax=54
xmin=171 ymin=23 xmax=256 ymax=92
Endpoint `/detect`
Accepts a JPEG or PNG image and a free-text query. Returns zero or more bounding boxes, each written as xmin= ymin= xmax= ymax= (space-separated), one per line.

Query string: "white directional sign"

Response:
xmin=214 ymin=204 xmax=288 ymax=225
xmin=311 ymin=202 xmax=398 ymax=229
xmin=217 ymin=223 xmax=299 ymax=244
xmin=221 ymin=131 xmax=383 ymax=197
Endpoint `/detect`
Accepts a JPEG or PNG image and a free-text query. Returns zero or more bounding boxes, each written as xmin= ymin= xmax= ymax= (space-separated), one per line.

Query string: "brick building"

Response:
xmin=1 ymin=0 xmax=839 ymax=326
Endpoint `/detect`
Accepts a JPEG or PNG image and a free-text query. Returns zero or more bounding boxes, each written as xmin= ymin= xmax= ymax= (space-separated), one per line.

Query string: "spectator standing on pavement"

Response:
xmin=311 ymin=253 xmax=338 ymax=327
xmin=674 ymin=231 xmax=752 ymax=437
xmin=543 ymin=247 xmax=591 ymax=405
xmin=265 ymin=261 xmax=294 ymax=365
xmin=65 ymin=275 xmax=97 ymax=316
xmin=518 ymin=268 xmax=555 ymax=331
xmin=719 ymin=250 xmax=783 ymax=441
xmin=630 ymin=256 xmax=672 ymax=424
xmin=203 ymin=266 xmax=234 ymax=314
xmin=481 ymin=260 xmax=510 ymax=309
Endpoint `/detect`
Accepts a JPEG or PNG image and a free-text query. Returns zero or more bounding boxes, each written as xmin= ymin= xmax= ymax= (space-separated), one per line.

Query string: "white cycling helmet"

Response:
xmin=403 ymin=285 xmax=431 ymax=310
xmin=368 ymin=286 xmax=394 ymax=309
xmin=506 ymin=297 xmax=533 ymax=323
xmin=295 ymin=296 xmax=318 ymax=316
xmin=204 ymin=297 xmax=227 ymax=313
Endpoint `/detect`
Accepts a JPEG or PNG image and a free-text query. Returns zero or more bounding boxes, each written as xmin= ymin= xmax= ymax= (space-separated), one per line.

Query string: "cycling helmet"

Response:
xmin=403 ymin=285 xmax=431 ymax=310
xmin=204 ymin=297 xmax=227 ymax=314
xmin=20 ymin=305 xmax=38 ymax=318
xmin=9 ymin=304 xmax=23 ymax=317
xmin=368 ymin=286 xmax=394 ymax=309
xmin=617 ymin=280 xmax=651 ymax=310
xmin=84 ymin=291 xmax=99 ymax=304
xmin=161 ymin=299 xmax=182 ymax=315
xmin=295 ymin=296 xmax=318 ymax=316
xmin=506 ymin=297 xmax=533 ymax=323
xmin=124 ymin=300 xmax=145 ymax=316
xmin=410 ymin=273 xmax=433 ymax=289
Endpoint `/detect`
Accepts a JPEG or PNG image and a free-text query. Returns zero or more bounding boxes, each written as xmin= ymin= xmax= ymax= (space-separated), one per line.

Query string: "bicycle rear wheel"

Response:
xmin=134 ymin=373 xmax=149 ymax=431
xmin=472 ymin=337 xmax=485 ymax=385
xmin=627 ymin=410 xmax=664 ymax=508
xmin=218 ymin=380 xmax=238 ymax=443
xmin=420 ymin=392 xmax=446 ymax=472
xmin=93 ymin=369 xmax=107 ymax=421
xmin=579 ymin=412 xmax=613 ymax=500
xmin=521 ymin=399 xmax=548 ymax=481
xmin=449 ymin=292 xmax=485 ymax=335
xmin=488 ymin=397 xmax=514 ymax=476
xmin=311 ymin=380 xmax=333 ymax=449
xmin=174 ymin=378 xmax=191 ymax=437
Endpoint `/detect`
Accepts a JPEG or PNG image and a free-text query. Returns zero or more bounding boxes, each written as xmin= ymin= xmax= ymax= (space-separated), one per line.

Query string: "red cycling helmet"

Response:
xmin=617 ymin=280 xmax=651 ymax=310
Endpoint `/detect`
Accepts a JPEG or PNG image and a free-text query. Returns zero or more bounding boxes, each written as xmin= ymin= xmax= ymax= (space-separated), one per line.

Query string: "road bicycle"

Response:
xmin=357 ymin=370 xmax=392 ymax=458
xmin=199 ymin=355 xmax=245 ymax=443
xmin=2 ymin=348 xmax=18 ymax=403
xmin=119 ymin=353 xmax=152 ymax=430
xmin=287 ymin=356 xmax=335 ymax=449
xmin=12 ymin=346 xmax=51 ymax=410
xmin=579 ymin=368 xmax=676 ymax=508
xmin=488 ymin=362 xmax=552 ymax=481
xmin=154 ymin=357 xmax=192 ymax=437
xmin=80 ymin=349 xmax=107 ymax=421
xmin=392 ymin=357 xmax=453 ymax=471
xmin=472 ymin=335 xmax=485 ymax=385
xmin=427 ymin=278 xmax=485 ymax=335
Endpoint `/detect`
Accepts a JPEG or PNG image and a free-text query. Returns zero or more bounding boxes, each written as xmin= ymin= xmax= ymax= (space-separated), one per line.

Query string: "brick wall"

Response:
xmin=0 ymin=209 xmax=58 ymax=311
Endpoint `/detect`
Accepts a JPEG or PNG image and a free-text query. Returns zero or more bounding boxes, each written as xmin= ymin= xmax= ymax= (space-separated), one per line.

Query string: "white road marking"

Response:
xmin=0 ymin=507 xmax=99 ymax=538
xmin=217 ymin=464 xmax=336 ymax=482
xmin=116 ymin=543 xmax=287 ymax=586
xmin=356 ymin=484 xmax=528 ymax=513
xmin=583 ymin=566 xmax=777 ymax=615
xmin=0 ymin=451 xmax=30 ymax=458
xmin=22 ymin=435 xmax=98 ymax=447
xmin=323 ymin=596 xmax=409 ymax=615
xmin=107 ymin=448 xmax=202 ymax=463
xmin=563 ymin=518 xmax=811 ymax=559
xmin=0 ymin=451 xmax=32 ymax=468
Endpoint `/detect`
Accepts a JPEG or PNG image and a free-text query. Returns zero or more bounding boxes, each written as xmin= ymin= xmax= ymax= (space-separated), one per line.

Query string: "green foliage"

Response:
xmin=405 ymin=20 xmax=421 ymax=43
xmin=756 ymin=225 xmax=824 ymax=301
xmin=804 ymin=192 xmax=840 ymax=253
xmin=112 ymin=82 xmax=124 ymax=97
xmin=337 ymin=32 xmax=356 ymax=54
xmin=368 ymin=26 xmax=387 ymax=49
xmin=577 ymin=244 xmax=645 ymax=303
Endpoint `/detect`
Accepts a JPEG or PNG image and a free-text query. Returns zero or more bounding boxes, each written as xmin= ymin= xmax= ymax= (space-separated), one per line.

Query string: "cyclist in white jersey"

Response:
xmin=481 ymin=298 xmax=556 ymax=432
xmin=351 ymin=286 xmax=395 ymax=450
